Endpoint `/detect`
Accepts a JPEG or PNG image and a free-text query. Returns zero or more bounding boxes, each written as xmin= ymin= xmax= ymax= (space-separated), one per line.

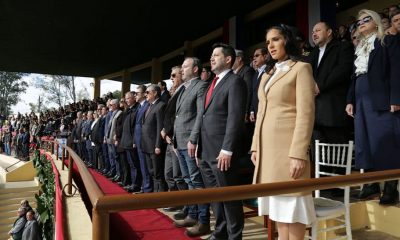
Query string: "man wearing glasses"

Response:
xmin=249 ymin=48 xmax=268 ymax=123
xmin=141 ymin=84 xmax=167 ymax=192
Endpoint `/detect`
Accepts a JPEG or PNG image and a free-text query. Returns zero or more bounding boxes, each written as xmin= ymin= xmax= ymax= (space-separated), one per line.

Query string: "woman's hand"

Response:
xmin=251 ymin=151 xmax=257 ymax=166
xmin=290 ymin=158 xmax=306 ymax=179
xmin=345 ymin=104 xmax=354 ymax=118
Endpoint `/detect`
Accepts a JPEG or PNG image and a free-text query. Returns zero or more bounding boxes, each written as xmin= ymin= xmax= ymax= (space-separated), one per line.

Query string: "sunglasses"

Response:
xmin=170 ymin=73 xmax=177 ymax=78
xmin=253 ymin=53 xmax=262 ymax=58
xmin=145 ymin=91 xmax=151 ymax=94
xmin=356 ymin=16 xmax=373 ymax=27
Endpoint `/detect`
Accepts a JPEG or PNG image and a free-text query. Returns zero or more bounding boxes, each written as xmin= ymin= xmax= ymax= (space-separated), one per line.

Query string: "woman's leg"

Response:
xmin=288 ymin=222 xmax=306 ymax=240
xmin=276 ymin=222 xmax=289 ymax=240
xmin=276 ymin=222 xmax=307 ymax=240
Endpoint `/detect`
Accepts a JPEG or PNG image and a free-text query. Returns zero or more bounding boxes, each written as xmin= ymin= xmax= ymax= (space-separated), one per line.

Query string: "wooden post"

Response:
xmin=92 ymin=209 xmax=109 ymax=240
xmin=121 ymin=70 xmax=131 ymax=95
xmin=51 ymin=142 xmax=54 ymax=155
xmin=93 ymin=77 xmax=101 ymax=99
xmin=68 ymin=154 xmax=73 ymax=195
xmin=55 ymin=143 xmax=59 ymax=160
xmin=61 ymin=148 xmax=65 ymax=170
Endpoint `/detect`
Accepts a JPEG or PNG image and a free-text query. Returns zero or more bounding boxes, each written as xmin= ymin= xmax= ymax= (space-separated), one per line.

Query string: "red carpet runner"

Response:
xmin=69 ymin=162 xmax=201 ymax=240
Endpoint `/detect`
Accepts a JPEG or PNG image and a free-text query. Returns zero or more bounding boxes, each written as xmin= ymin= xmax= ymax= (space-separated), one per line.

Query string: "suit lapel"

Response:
xmin=368 ymin=39 xmax=378 ymax=70
xmin=204 ymin=71 xmax=231 ymax=112
xmin=176 ymin=79 xmax=198 ymax=112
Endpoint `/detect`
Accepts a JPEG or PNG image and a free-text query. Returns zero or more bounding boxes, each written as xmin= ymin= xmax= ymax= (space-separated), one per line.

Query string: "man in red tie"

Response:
xmin=198 ymin=43 xmax=247 ymax=240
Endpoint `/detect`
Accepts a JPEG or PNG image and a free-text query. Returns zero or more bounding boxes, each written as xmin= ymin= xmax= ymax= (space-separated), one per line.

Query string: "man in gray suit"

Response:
xmin=8 ymin=207 xmax=27 ymax=240
xmin=22 ymin=210 xmax=39 ymax=240
xmin=199 ymin=43 xmax=246 ymax=240
xmin=173 ymin=57 xmax=210 ymax=237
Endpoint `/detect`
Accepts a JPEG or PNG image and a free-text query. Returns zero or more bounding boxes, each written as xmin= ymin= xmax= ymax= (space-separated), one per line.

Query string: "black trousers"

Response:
xmin=144 ymin=152 xmax=166 ymax=192
xmin=198 ymin=157 xmax=244 ymax=240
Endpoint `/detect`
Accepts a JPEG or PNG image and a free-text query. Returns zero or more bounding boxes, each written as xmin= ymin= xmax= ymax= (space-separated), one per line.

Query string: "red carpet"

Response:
xmin=67 ymin=159 xmax=200 ymax=240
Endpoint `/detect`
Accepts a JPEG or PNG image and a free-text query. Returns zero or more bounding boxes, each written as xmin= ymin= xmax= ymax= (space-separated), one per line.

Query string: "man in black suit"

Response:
xmin=158 ymin=80 xmax=170 ymax=103
xmin=141 ymin=84 xmax=167 ymax=192
xmin=199 ymin=43 xmax=246 ymax=240
xmin=121 ymin=91 xmax=142 ymax=192
xmin=249 ymin=47 xmax=268 ymax=123
xmin=232 ymin=49 xmax=256 ymax=158
xmin=161 ymin=66 xmax=187 ymax=194
xmin=309 ymin=22 xmax=354 ymax=144
xmin=90 ymin=106 xmax=105 ymax=170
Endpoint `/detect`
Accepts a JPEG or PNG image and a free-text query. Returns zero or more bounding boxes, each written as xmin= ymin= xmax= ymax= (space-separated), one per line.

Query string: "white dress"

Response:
xmin=258 ymin=60 xmax=316 ymax=225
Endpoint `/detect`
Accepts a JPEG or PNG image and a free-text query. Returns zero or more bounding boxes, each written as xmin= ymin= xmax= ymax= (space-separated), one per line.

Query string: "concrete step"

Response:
xmin=0 ymin=190 xmax=38 ymax=201
xmin=0 ymin=223 xmax=13 ymax=235
xmin=0 ymin=215 xmax=15 ymax=225
xmin=0 ymin=196 xmax=36 ymax=208
xmin=0 ymin=185 xmax=39 ymax=194
xmin=0 ymin=202 xmax=37 ymax=212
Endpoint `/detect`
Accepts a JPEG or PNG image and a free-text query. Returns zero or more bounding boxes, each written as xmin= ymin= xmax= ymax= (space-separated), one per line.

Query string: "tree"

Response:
xmin=112 ymin=90 xmax=121 ymax=100
xmin=33 ymin=75 xmax=72 ymax=108
xmin=0 ymin=72 xmax=28 ymax=116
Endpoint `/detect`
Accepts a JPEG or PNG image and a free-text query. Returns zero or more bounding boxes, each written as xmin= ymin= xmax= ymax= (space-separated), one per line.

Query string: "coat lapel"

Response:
xmin=176 ymin=79 xmax=198 ymax=112
xmin=264 ymin=60 xmax=296 ymax=94
xmin=368 ymin=39 xmax=379 ymax=70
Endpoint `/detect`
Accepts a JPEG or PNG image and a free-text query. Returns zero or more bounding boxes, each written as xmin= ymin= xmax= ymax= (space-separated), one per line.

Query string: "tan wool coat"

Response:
xmin=250 ymin=60 xmax=315 ymax=196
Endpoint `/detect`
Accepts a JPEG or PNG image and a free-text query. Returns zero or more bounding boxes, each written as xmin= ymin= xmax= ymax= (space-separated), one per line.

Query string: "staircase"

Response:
xmin=0 ymin=181 xmax=39 ymax=240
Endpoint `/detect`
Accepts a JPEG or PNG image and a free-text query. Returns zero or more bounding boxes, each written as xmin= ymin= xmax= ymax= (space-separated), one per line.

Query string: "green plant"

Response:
xmin=33 ymin=150 xmax=55 ymax=240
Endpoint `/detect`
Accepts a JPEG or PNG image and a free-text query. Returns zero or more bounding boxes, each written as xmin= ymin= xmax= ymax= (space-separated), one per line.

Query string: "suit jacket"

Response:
xmin=200 ymin=70 xmax=247 ymax=163
xmin=250 ymin=60 xmax=315 ymax=195
xmin=134 ymin=101 xmax=149 ymax=150
xmin=249 ymin=68 xmax=265 ymax=115
xmin=163 ymin=86 xmax=185 ymax=138
xmin=10 ymin=216 xmax=26 ymax=240
xmin=121 ymin=104 xmax=139 ymax=149
xmin=308 ymin=39 xmax=354 ymax=127
xmin=106 ymin=110 xmax=122 ymax=144
xmin=141 ymin=99 xmax=166 ymax=153
xmin=90 ymin=117 xmax=105 ymax=144
xmin=174 ymin=78 xmax=208 ymax=149
xmin=22 ymin=220 xmax=39 ymax=240
xmin=236 ymin=65 xmax=255 ymax=114
xmin=347 ymin=35 xmax=400 ymax=111
xmin=159 ymin=90 xmax=171 ymax=103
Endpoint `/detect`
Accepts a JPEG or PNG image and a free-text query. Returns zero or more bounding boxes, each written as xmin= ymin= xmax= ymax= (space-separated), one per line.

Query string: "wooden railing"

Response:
xmin=41 ymin=139 xmax=400 ymax=240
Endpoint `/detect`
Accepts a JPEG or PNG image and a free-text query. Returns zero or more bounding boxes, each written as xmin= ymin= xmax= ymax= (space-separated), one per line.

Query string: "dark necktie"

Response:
xmin=145 ymin=103 xmax=152 ymax=119
xmin=204 ymin=76 xmax=219 ymax=107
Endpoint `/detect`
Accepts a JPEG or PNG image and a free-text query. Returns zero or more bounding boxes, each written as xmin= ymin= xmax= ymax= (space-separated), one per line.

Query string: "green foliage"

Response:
xmin=112 ymin=90 xmax=121 ymax=99
xmin=0 ymin=71 xmax=28 ymax=116
xmin=33 ymin=150 xmax=55 ymax=240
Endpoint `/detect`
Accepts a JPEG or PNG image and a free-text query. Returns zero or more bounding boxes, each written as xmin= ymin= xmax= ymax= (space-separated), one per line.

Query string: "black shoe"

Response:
xmin=358 ymin=183 xmax=380 ymax=200
xmin=173 ymin=209 xmax=188 ymax=220
xmin=163 ymin=206 xmax=183 ymax=212
xmin=380 ymin=180 xmax=399 ymax=205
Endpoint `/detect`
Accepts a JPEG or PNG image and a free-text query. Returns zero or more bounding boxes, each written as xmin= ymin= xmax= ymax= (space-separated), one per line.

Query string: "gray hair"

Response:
xmin=110 ymin=99 xmax=119 ymax=105
xmin=147 ymin=84 xmax=161 ymax=97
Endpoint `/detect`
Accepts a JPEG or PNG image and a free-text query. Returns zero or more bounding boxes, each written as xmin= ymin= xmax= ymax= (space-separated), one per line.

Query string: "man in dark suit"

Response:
xmin=233 ymin=49 xmax=256 ymax=158
xmin=199 ymin=43 xmax=247 ymax=240
xmin=158 ymin=80 xmax=171 ymax=103
xmin=173 ymin=57 xmax=210 ymax=237
xmin=249 ymin=47 xmax=268 ymax=123
xmin=161 ymin=66 xmax=187 ymax=195
xmin=309 ymin=22 xmax=354 ymax=144
xmin=90 ymin=106 xmax=105 ymax=170
xmin=134 ymin=85 xmax=152 ymax=193
xmin=121 ymin=91 xmax=142 ymax=192
xmin=141 ymin=84 xmax=166 ymax=192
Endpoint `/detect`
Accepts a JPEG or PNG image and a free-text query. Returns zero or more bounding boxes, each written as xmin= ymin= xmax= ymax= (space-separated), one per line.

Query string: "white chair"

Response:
xmin=307 ymin=140 xmax=354 ymax=240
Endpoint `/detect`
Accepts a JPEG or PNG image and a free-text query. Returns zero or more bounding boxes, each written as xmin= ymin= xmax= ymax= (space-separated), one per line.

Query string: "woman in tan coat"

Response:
xmin=251 ymin=24 xmax=316 ymax=240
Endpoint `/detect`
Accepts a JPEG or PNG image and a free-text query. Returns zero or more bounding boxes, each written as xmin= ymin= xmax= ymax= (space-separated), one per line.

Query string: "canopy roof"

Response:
xmin=0 ymin=1 xmax=267 ymax=78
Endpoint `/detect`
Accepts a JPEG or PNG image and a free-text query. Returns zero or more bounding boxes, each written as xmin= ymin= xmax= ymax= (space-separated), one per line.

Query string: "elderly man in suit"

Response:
xmin=161 ymin=66 xmax=188 ymax=201
xmin=134 ymin=85 xmax=152 ymax=193
xmin=21 ymin=210 xmax=38 ymax=240
xmin=141 ymin=84 xmax=166 ymax=192
xmin=173 ymin=57 xmax=210 ymax=237
xmin=105 ymin=99 xmax=123 ymax=179
xmin=8 ymin=207 xmax=27 ymax=240
xmin=199 ymin=43 xmax=247 ymax=240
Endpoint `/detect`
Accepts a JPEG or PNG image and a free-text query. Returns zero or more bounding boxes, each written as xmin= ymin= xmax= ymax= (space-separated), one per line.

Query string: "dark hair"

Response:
xmin=159 ymin=80 xmax=167 ymax=88
xmin=390 ymin=9 xmax=400 ymax=20
xmin=137 ymin=85 xmax=146 ymax=94
xmin=212 ymin=42 xmax=236 ymax=68
xmin=265 ymin=24 xmax=302 ymax=72
xmin=186 ymin=57 xmax=203 ymax=76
